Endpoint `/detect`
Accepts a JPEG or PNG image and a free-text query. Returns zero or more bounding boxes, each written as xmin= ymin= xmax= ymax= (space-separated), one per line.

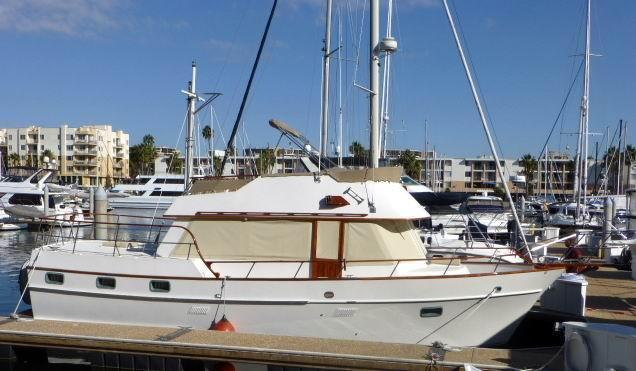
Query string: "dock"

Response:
xmin=0 ymin=317 xmax=562 ymax=370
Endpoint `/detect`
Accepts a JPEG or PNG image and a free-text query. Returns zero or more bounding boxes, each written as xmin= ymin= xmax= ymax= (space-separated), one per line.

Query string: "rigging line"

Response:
xmin=536 ymin=60 xmax=584 ymax=161
xmin=450 ymin=1 xmax=511 ymax=176
xmin=351 ymin=0 xmax=366 ymax=87
xmin=416 ymin=286 xmax=501 ymax=345
xmin=221 ymin=0 xmax=278 ymax=172
xmin=212 ymin=0 xmax=250 ymax=92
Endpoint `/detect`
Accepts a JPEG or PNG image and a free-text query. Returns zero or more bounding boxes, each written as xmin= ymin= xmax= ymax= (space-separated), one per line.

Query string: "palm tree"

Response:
xmin=202 ymin=125 xmax=213 ymax=174
xmin=167 ymin=152 xmax=184 ymax=174
xmin=519 ymin=154 xmax=538 ymax=195
xmin=8 ymin=153 xmax=20 ymax=167
xmin=398 ymin=150 xmax=422 ymax=180
xmin=256 ymin=148 xmax=277 ymax=175
xmin=349 ymin=141 xmax=367 ymax=166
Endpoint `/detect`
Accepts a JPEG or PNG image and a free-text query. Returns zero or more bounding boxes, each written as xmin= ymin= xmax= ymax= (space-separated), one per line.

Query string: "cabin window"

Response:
xmin=9 ymin=193 xmax=42 ymax=206
xmin=45 ymin=272 xmax=64 ymax=285
xmin=344 ymin=221 xmax=425 ymax=262
xmin=420 ymin=307 xmax=443 ymax=318
xmin=96 ymin=277 xmax=116 ymax=289
xmin=149 ymin=280 xmax=170 ymax=292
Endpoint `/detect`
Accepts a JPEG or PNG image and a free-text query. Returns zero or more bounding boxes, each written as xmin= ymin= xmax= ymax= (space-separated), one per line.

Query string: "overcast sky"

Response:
xmin=0 ymin=0 xmax=634 ymax=159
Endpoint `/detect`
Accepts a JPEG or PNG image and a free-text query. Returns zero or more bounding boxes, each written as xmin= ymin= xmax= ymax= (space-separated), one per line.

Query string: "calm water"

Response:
xmin=0 ymin=208 xmax=168 ymax=316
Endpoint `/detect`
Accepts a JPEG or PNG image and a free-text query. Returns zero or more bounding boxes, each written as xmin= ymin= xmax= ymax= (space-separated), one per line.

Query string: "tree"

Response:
xmin=8 ymin=153 xmax=20 ymax=167
xmin=202 ymin=125 xmax=213 ymax=174
xmin=213 ymin=156 xmax=222 ymax=176
xmin=492 ymin=186 xmax=506 ymax=199
xmin=349 ymin=141 xmax=368 ymax=166
xmin=398 ymin=150 xmax=422 ymax=180
xmin=129 ymin=134 xmax=157 ymax=177
xmin=167 ymin=152 xmax=184 ymax=174
xmin=519 ymin=154 xmax=537 ymax=195
xmin=255 ymin=148 xmax=277 ymax=175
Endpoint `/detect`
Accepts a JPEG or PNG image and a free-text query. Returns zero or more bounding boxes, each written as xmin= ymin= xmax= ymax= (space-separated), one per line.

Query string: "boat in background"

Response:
xmin=108 ymin=174 xmax=184 ymax=209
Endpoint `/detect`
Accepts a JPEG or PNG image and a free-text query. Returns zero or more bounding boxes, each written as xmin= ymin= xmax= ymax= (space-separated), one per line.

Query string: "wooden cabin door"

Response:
xmin=311 ymin=221 xmax=343 ymax=278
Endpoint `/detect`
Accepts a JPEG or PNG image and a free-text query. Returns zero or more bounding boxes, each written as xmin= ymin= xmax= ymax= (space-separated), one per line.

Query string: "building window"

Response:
xmin=40 ymin=145 xmax=44 ymax=150
xmin=40 ymin=134 xmax=44 ymax=139
xmin=8 ymin=135 xmax=12 ymax=140
xmin=8 ymin=145 xmax=12 ymax=150
xmin=67 ymin=166 xmax=73 ymax=172
xmin=66 ymin=134 xmax=74 ymax=140
xmin=20 ymin=135 xmax=25 ymax=140
xmin=58 ymin=134 xmax=61 ymax=140
xmin=58 ymin=145 xmax=61 ymax=150
xmin=66 ymin=145 xmax=73 ymax=151
xmin=67 ymin=156 xmax=73 ymax=161
xmin=20 ymin=145 xmax=26 ymax=150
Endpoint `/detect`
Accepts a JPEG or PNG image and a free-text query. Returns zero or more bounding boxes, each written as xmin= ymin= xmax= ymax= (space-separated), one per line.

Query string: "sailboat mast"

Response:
xmin=581 ymin=0 xmax=592 ymax=207
xmin=185 ymin=61 xmax=196 ymax=190
xmin=369 ymin=0 xmax=380 ymax=168
xmin=575 ymin=0 xmax=592 ymax=218
xmin=380 ymin=0 xmax=394 ymax=160
xmin=337 ymin=7 xmax=344 ymax=168
xmin=320 ymin=0 xmax=333 ymax=158
xmin=442 ymin=0 xmax=530 ymax=258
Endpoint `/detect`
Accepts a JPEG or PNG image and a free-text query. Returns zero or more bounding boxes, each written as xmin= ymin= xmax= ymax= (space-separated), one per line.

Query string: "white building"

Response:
xmin=0 ymin=124 xmax=129 ymax=186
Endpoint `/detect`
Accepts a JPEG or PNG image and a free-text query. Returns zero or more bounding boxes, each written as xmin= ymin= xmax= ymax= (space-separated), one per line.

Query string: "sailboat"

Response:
xmin=545 ymin=0 xmax=602 ymax=230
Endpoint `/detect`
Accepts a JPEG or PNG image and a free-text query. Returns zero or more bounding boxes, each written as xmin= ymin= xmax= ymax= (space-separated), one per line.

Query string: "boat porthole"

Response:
xmin=324 ymin=291 xmax=334 ymax=299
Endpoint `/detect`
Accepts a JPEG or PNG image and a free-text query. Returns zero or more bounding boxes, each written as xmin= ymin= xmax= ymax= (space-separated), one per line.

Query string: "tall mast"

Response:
xmin=337 ymin=7 xmax=344 ymax=168
xmin=185 ymin=61 xmax=196 ymax=190
xmin=320 ymin=0 xmax=333 ymax=158
xmin=442 ymin=0 xmax=530 ymax=258
xmin=369 ymin=0 xmax=380 ymax=168
xmin=575 ymin=0 xmax=592 ymax=218
xmin=380 ymin=0 xmax=395 ymax=160
xmin=221 ymin=0 xmax=278 ymax=174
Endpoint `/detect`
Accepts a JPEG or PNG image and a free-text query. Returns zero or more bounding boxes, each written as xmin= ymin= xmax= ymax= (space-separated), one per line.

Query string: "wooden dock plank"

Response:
xmin=0 ymin=318 xmax=560 ymax=370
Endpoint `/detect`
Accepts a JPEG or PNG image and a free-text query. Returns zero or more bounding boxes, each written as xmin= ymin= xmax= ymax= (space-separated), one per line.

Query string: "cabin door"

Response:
xmin=311 ymin=221 xmax=343 ymax=278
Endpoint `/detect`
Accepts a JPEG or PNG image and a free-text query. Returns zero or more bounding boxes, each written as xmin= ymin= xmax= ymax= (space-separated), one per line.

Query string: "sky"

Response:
xmin=0 ymin=0 xmax=634 ymax=160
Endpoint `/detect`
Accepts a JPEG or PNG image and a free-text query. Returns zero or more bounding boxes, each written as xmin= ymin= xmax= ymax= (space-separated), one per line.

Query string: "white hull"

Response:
xmin=25 ymin=244 xmax=560 ymax=347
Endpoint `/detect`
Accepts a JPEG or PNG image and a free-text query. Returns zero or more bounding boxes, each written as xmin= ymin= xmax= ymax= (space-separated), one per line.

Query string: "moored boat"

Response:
xmin=18 ymin=168 xmax=563 ymax=347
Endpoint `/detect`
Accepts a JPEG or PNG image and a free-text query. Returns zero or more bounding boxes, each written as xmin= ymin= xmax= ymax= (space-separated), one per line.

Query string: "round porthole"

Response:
xmin=324 ymin=291 xmax=334 ymax=299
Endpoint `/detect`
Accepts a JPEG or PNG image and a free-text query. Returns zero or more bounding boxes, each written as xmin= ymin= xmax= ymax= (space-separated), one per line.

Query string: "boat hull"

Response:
xmin=26 ymin=256 xmax=561 ymax=347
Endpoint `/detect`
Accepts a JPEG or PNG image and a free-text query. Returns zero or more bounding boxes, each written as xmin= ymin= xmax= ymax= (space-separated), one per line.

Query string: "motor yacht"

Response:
xmin=108 ymin=174 xmax=184 ymax=209
xmin=18 ymin=168 xmax=562 ymax=347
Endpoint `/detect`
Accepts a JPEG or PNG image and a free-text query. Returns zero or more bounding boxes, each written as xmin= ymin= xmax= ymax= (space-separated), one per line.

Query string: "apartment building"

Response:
xmin=0 ymin=124 xmax=129 ymax=186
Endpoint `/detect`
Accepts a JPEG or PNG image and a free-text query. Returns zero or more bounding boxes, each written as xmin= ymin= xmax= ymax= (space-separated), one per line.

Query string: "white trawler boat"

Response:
xmin=18 ymin=168 xmax=562 ymax=347
xmin=107 ymin=174 xmax=184 ymax=209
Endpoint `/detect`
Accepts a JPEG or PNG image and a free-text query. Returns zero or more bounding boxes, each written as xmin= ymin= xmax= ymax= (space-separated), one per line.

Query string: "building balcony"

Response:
xmin=114 ymin=152 xmax=125 ymax=158
xmin=74 ymin=150 xmax=98 ymax=156
xmin=74 ymin=139 xmax=97 ymax=145
xmin=74 ymin=160 xmax=97 ymax=166
xmin=113 ymin=162 xmax=124 ymax=168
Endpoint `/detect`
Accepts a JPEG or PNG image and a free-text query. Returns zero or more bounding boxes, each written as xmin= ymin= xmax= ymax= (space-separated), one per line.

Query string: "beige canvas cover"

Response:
xmin=172 ymin=220 xmax=312 ymax=260
xmin=344 ymin=220 xmax=425 ymax=261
